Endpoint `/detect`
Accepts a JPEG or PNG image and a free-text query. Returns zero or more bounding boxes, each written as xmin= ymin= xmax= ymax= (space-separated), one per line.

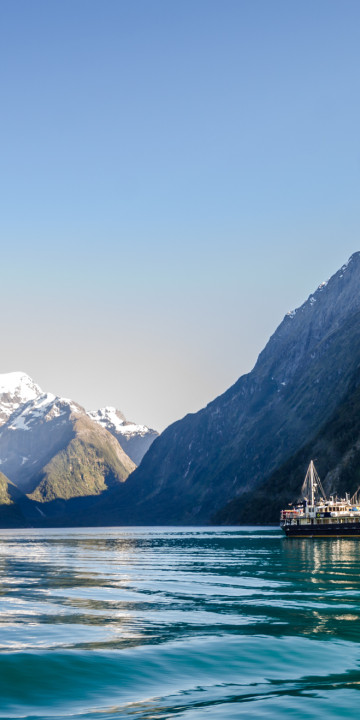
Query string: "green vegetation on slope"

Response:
xmin=0 ymin=472 xmax=14 ymax=505
xmin=28 ymin=416 xmax=136 ymax=503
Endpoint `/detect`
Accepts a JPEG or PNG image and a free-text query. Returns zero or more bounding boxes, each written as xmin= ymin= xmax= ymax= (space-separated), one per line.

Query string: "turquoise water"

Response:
xmin=1 ymin=528 xmax=360 ymax=718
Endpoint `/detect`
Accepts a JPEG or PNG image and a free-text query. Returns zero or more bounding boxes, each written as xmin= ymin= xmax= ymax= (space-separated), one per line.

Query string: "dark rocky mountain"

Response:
xmin=215 ymin=362 xmax=360 ymax=525
xmin=116 ymin=252 xmax=360 ymax=525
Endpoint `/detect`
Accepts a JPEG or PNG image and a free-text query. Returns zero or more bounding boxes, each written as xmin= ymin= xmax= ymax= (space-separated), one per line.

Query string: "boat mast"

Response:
xmin=301 ymin=460 xmax=326 ymax=506
xmin=310 ymin=460 xmax=315 ymax=506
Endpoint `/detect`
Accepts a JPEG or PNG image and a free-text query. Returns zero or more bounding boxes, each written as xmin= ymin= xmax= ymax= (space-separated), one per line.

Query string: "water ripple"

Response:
xmin=0 ymin=527 xmax=360 ymax=717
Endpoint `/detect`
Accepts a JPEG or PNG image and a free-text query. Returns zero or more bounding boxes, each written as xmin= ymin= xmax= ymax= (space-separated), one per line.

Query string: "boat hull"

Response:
xmin=281 ymin=523 xmax=360 ymax=537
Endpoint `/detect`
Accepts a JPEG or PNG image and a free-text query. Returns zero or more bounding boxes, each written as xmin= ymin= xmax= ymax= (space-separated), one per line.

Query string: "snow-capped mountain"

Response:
xmin=0 ymin=372 xmax=156 ymax=498
xmin=0 ymin=374 xmax=90 ymax=490
xmin=87 ymin=407 xmax=158 ymax=465
xmin=7 ymin=392 xmax=82 ymax=432
xmin=0 ymin=372 xmax=137 ymax=527
xmin=0 ymin=372 xmax=42 ymax=424
xmin=0 ymin=390 xmax=87 ymax=492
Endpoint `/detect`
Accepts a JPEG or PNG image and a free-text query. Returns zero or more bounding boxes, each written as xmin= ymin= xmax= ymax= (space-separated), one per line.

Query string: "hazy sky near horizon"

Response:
xmin=1 ymin=0 xmax=359 ymax=430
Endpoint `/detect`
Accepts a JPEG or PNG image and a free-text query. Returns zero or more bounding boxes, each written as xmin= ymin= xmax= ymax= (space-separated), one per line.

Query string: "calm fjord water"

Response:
xmin=1 ymin=528 xmax=360 ymax=719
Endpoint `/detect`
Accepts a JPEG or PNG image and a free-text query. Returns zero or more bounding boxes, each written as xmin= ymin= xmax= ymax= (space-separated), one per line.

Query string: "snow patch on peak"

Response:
xmin=56 ymin=397 xmax=82 ymax=414
xmin=87 ymin=406 xmax=151 ymax=437
xmin=0 ymin=372 xmax=43 ymax=424
xmin=33 ymin=393 xmax=56 ymax=408
xmin=6 ymin=393 xmax=81 ymax=432
xmin=119 ymin=422 xmax=150 ymax=436
xmin=286 ymin=309 xmax=296 ymax=319
xmin=69 ymin=402 xmax=82 ymax=414
xmin=87 ymin=406 xmax=158 ymax=465
xmin=87 ymin=406 xmax=128 ymax=433
xmin=0 ymin=372 xmax=42 ymax=400
xmin=7 ymin=393 xmax=56 ymax=431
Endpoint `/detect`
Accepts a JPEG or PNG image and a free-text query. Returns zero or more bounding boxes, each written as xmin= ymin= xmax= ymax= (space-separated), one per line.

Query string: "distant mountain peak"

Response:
xmin=87 ymin=406 xmax=153 ymax=437
xmin=88 ymin=406 xmax=126 ymax=430
xmin=0 ymin=372 xmax=43 ymax=424
xmin=0 ymin=371 xmax=42 ymax=395
xmin=87 ymin=406 xmax=158 ymax=465
xmin=0 ymin=371 xmax=158 ymax=483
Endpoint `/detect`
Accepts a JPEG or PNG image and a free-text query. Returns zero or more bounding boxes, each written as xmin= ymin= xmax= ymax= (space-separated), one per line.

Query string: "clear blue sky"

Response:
xmin=1 ymin=0 xmax=359 ymax=430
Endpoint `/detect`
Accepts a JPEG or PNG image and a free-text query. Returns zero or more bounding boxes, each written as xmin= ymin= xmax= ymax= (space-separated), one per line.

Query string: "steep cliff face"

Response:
xmin=215 ymin=364 xmax=360 ymax=525
xmin=119 ymin=253 xmax=360 ymax=524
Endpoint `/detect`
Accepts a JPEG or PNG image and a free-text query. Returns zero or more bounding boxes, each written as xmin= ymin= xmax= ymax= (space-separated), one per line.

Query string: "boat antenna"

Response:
xmin=301 ymin=460 xmax=326 ymax=505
